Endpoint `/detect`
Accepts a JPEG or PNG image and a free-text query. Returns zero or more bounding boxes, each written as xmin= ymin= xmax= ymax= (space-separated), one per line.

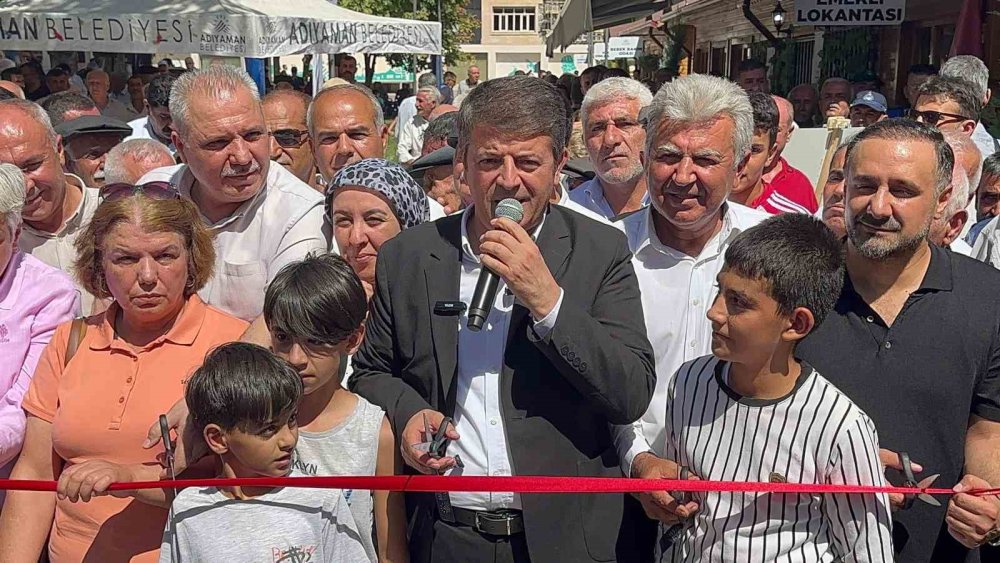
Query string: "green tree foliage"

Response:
xmin=340 ymin=0 xmax=479 ymax=84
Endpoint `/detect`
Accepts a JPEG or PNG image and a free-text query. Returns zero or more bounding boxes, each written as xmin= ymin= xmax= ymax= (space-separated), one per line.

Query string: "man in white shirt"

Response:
xmin=139 ymin=65 xmax=327 ymax=321
xmin=940 ymin=55 xmax=997 ymax=159
xmin=397 ymin=86 xmax=440 ymax=165
xmin=610 ymin=74 xmax=768 ymax=554
xmin=350 ymin=74 xmax=655 ymax=563
xmin=309 ymin=83 xmax=445 ymax=220
xmin=0 ymin=98 xmax=101 ymax=313
xmin=126 ymin=73 xmax=177 ymax=157
xmin=394 ymin=72 xmax=436 ymax=141
xmin=453 ymin=65 xmax=480 ymax=99
xmin=85 ymin=69 xmax=134 ymax=123
xmin=570 ymin=78 xmax=652 ymax=220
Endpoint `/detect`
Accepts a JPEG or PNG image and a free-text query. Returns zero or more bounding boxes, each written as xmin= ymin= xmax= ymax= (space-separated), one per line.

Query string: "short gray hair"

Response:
xmin=0 ymin=162 xmax=25 ymax=233
xmin=104 ymin=139 xmax=175 ymax=184
xmin=263 ymin=89 xmax=312 ymax=116
xmin=418 ymin=72 xmax=437 ymax=88
xmin=581 ymin=77 xmax=653 ymax=130
xmin=457 ymin=76 xmax=568 ymax=160
xmin=418 ymin=86 xmax=442 ymax=103
xmin=941 ymin=55 xmax=989 ymax=102
xmin=943 ymin=130 xmax=982 ymax=193
xmin=644 ymin=73 xmax=753 ymax=167
xmin=308 ymin=83 xmax=385 ymax=138
xmin=39 ymin=91 xmax=97 ymax=126
xmin=170 ymin=65 xmax=261 ymax=138
xmin=982 ymin=152 xmax=1000 ymax=187
xmin=0 ymin=98 xmax=58 ymax=148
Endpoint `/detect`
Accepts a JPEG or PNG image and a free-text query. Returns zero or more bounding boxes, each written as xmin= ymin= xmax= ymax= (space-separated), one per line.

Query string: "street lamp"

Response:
xmin=772 ymin=2 xmax=786 ymax=33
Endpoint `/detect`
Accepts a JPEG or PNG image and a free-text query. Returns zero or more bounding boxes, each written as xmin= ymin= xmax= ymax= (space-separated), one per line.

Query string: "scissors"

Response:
xmin=159 ymin=415 xmax=177 ymax=495
xmin=899 ymin=451 xmax=940 ymax=508
xmin=412 ymin=413 xmax=464 ymax=469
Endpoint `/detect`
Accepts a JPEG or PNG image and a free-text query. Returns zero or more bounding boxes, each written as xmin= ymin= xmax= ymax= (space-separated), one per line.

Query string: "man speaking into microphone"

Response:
xmin=350 ymin=76 xmax=656 ymax=563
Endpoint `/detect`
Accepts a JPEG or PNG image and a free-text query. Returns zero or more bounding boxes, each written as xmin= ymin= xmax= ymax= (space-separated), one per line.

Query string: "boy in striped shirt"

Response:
xmin=659 ymin=213 xmax=893 ymax=562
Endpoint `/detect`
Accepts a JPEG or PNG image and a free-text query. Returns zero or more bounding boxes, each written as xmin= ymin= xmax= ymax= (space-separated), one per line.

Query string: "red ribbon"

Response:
xmin=1 ymin=475 xmax=998 ymax=497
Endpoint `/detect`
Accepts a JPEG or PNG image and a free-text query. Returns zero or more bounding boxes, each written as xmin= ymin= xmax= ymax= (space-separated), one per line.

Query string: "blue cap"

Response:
xmin=850 ymin=90 xmax=887 ymax=113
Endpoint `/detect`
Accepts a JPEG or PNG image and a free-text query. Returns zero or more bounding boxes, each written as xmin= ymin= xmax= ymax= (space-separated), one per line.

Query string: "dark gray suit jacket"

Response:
xmin=350 ymin=205 xmax=656 ymax=562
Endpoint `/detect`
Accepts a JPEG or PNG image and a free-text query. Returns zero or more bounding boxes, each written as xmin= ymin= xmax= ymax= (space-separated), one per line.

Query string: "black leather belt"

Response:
xmin=451 ymin=507 xmax=525 ymax=536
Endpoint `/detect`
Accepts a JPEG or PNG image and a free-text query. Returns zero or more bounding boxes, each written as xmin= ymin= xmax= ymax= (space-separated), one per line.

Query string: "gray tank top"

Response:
xmin=293 ymin=395 xmax=384 ymax=562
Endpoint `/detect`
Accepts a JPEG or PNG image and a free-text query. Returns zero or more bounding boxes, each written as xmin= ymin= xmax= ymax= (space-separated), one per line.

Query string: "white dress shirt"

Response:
xmin=138 ymin=162 xmax=328 ymax=321
xmin=611 ymin=203 xmax=769 ymax=473
xmin=17 ymin=174 xmax=99 ymax=314
xmin=395 ymin=96 xmax=417 ymax=140
xmin=427 ymin=195 xmax=448 ymax=220
xmin=448 ymin=207 xmax=563 ymax=511
xmin=397 ymin=115 xmax=429 ymax=163
xmin=951 ymin=237 xmax=974 ymax=256
xmin=973 ymin=122 xmax=997 ymax=160
xmin=126 ymin=116 xmax=176 ymax=156
xmin=556 ymin=180 xmax=621 ymax=229
xmin=568 ymin=176 xmax=650 ymax=221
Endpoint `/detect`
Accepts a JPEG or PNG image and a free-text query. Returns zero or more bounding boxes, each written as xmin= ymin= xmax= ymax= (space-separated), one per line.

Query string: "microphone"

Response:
xmin=467 ymin=198 xmax=524 ymax=331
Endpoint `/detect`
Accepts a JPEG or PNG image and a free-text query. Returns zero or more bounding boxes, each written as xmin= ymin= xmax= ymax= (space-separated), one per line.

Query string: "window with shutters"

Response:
xmin=492 ymin=7 xmax=537 ymax=33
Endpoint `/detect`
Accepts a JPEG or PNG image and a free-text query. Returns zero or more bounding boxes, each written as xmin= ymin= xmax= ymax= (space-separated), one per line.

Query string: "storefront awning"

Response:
xmin=545 ymin=0 xmax=671 ymax=56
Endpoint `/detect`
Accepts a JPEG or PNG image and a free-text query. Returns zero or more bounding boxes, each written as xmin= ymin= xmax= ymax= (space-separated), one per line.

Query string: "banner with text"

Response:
xmin=794 ymin=0 xmax=905 ymax=26
xmin=0 ymin=13 xmax=441 ymax=56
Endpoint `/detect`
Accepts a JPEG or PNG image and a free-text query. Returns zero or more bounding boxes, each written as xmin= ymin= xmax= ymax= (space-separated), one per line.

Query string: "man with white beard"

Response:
xmin=570 ymin=78 xmax=652 ymax=220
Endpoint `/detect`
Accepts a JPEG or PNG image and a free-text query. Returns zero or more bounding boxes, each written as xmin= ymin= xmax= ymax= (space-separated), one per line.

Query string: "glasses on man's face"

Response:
xmin=272 ymin=129 xmax=309 ymax=148
xmin=908 ymin=109 xmax=972 ymax=127
xmin=99 ymin=181 xmax=180 ymax=202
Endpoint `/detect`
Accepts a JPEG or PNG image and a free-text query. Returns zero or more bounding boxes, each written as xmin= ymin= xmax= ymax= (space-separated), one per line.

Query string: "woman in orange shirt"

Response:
xmin=0 ymin=183 xmax=248 ymax=563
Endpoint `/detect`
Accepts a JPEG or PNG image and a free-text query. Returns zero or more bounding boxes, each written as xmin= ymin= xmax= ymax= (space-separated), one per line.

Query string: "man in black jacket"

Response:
xmin=350 ymin=76 xmax=656 ymax=563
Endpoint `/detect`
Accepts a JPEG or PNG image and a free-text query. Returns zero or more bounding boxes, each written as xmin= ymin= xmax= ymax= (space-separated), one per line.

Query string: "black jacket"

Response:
xmin=350 ymin=206 xmax=656 ymax=562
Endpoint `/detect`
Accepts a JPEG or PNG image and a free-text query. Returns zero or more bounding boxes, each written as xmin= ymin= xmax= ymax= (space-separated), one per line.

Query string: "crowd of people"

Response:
xmin=0 ymin=49 xmax=997 ymax=563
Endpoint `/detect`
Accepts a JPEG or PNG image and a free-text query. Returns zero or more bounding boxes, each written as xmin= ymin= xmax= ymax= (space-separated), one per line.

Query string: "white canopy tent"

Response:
xmin=0 ymin=0 xmax=441 ymax=57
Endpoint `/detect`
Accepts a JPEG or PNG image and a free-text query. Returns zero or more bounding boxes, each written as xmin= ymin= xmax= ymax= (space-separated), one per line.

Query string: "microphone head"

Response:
xmin=495 ymin=198 xmax=524 ymax=224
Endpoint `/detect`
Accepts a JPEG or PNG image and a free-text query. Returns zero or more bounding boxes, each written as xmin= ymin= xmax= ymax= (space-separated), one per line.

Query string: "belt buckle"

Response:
xmin=476 ymin=510 xmax=513 ymax=536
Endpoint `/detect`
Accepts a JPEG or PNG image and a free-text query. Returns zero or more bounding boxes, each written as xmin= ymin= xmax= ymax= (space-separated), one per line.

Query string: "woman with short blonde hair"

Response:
xmin=0 ymin=182 xmax=248 ymax=562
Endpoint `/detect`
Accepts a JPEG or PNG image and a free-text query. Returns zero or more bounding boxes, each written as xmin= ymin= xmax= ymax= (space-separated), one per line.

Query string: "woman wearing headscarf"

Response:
xmin=325 ymin=158 xmax=430 ymax=299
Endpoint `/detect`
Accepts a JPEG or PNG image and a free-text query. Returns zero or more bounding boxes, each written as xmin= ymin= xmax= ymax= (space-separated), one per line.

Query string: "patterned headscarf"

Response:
xmin=326 ymin=158 xmax=430 ymax=230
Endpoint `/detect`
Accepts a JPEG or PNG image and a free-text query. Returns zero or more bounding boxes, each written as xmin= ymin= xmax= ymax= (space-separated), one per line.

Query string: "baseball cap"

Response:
xmin=850 ymin=91 xmax=887 ymax=113
xmin=410 ymin=145 xmax=455 ymax=180
xmin=55 ymin=115 xmax=132 ymax=141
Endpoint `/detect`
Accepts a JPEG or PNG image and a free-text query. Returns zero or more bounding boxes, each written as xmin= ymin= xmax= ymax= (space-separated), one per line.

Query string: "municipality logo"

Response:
xmin=264 ymin=20 xmax=280 ymax=36
xmin=212 ymin=15 xmax=232 ymax=34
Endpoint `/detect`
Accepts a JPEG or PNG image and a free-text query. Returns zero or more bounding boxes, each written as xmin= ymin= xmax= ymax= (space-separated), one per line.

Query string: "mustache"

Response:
xmin=854 ymin=212 xmax=901 ymax=231
xmin=222 ymin=159 xmax=261 ymax=177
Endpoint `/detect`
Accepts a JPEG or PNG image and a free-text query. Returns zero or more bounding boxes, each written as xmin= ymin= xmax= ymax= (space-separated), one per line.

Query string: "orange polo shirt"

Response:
xmin=22 ymin=295 xmax=247 ymax=563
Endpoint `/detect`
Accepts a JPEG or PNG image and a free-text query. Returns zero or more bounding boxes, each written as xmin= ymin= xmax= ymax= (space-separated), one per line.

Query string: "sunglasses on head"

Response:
xmin=99 ymin=181 xmax=180 ymax=202
xmin=908 ymin=109 xmax=972 ymax=126
xmin=272 ymin=129 xmax=309 ymax=148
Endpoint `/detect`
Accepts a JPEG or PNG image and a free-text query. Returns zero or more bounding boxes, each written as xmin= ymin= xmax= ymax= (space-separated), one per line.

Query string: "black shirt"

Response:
xmin=798 ymin=245 xmax=1000 ymax=563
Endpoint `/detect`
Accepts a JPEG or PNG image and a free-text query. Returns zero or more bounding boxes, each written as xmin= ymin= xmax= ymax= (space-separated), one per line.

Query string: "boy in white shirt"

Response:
xmin=659 ymin=214 xmax=893 ymax=562
xmin=158 ymin=343 xmax=367 ymax=563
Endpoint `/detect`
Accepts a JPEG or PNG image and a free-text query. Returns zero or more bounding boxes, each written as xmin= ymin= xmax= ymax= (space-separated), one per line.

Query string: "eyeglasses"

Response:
xmin=908 ymin=109 xmax=972 ymax=126
xmin=272 ymin=129 xmax=309 ymax=148
xmin=99 ymin=181 xmax=180 ymax=202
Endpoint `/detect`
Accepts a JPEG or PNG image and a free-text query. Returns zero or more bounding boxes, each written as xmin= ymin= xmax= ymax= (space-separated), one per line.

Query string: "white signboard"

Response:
xmin=0 ymin=13 xmax=441 ymax=56
xmin=795 ymin=0 xmax=905 ymax=26
xmin=595 ymin=36 xmax=641 ymax=61
xmin=782 ymin=126 xmax=863 ymax=187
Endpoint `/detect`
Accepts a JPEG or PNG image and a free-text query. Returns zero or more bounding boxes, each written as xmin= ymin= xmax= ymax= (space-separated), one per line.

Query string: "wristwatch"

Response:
xmin=985 ymin=528 xmax=1000 ymax=547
